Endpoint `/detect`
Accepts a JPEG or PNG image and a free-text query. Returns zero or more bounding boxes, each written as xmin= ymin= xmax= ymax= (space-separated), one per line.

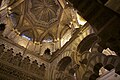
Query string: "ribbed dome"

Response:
xmin=30 ymin=0 xmax=59 ymax=24
xmin=3 ymin=0 xmax=85 ymax=49
xmin=26 ymin=0 xmax=61 ymax=27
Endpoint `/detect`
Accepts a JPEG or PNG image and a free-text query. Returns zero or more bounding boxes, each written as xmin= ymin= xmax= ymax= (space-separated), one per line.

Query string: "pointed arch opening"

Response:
xmin=42 ymin=34 xmax=54 ymax=43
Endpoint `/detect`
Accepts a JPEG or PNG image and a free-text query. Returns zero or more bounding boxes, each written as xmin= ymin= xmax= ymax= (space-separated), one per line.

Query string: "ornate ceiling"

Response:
xmin=2 ymin=0 xmax=81 ymax=43
xmin=26 ymin=0 xmax=62 ymax=27
xmin=6 ymin=0 xmax=78 ymax=43
xmin=0 ymin=0 xmax=87 ymax=60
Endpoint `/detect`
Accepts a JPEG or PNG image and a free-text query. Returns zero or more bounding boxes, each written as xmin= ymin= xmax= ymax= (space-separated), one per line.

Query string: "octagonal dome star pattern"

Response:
xmin=27 ymin=0 xmax=62 ymax=27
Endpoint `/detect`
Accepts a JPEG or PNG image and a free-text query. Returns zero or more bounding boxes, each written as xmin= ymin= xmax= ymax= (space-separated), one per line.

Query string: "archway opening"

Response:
xmin=57 ymin=56 xmax=72 ymax=71
xmin=0 ymin=23 xmax=5 ymax=31
xmin=89 ymin=63 xmax=103 ymax=80
xmin=93 ymin=63 xmax=103 ymax=74
xmin=104 ymin=64 xmax=114 ymax=71
xmin=77 ymin=33 xmax=98 ymax=53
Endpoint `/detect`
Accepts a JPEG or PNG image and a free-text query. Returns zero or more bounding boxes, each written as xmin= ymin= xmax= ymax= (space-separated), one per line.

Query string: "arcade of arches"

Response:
xmin=0 ymin=0 xmax=120 ymax=80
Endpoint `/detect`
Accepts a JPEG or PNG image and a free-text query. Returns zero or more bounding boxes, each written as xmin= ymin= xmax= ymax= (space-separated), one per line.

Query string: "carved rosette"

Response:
xmin=26 ymin=0 xmax=62 ymax=27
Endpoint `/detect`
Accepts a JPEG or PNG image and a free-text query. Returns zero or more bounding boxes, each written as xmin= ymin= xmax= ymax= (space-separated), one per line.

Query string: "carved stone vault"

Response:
xmin=26 ymin=0 xmax=62 ymax=27
xmin=0 ymin=0 xmax=120 ymax=80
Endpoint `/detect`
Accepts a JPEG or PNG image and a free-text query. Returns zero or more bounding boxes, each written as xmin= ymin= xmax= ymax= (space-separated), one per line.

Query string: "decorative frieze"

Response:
xmin=0 ymin=44 xmax=46 ymax=80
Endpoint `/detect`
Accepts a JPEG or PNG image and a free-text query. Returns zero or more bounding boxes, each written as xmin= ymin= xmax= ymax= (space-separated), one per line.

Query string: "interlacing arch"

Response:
xmin=77 ymin=33 xmax=98 ymax=53
xmin=56 ymin=56 xmax=72 ymax=71
xmin=51 ymin=50 xmax=77 ymax=80
xmin=51 ymin=50 xmax=80 ymax=80
xmin=80 ymin=51 xmax=97 ymax=64
xmin=55 ymin=56 xmax=72 ymax=80
xmin=71 ymin=26 xmax=94 ymax=52
xmin=76 ymin=32 xmax=120 ymax=80
xmin=82 ymin=52 xmax=120 ymax=80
